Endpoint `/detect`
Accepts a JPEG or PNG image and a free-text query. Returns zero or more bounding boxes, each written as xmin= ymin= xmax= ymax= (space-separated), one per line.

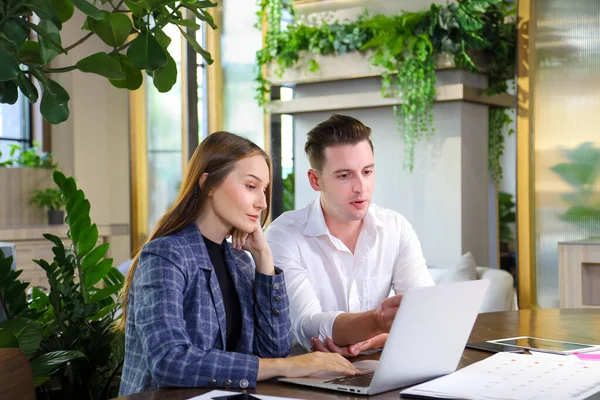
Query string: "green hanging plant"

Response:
xmin=489 ymin=107 xmax=515 ymax=185
xmin=255 ymin=0 xmax=516 ymax=175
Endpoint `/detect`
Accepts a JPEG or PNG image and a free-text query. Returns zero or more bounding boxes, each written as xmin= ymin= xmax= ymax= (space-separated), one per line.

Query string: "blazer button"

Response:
xmin=240 ymin=378 xmax=249 ymax=388
xmin=224 ymin=379 xmax=233 ymax=388
xmin=273 ymin=309 xmax=280 ymax=316
xmin=272 ymin=282 xmax=280 ymax=290
xmin=208 ymin=379 xmax=217 ymax=386
xmin=274 ymin=295 xmax=281 ymax=303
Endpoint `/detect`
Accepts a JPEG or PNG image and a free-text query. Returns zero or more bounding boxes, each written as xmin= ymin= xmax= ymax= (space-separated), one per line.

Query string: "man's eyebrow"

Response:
xmin=332 ymin=164 xmax=375 ymax=174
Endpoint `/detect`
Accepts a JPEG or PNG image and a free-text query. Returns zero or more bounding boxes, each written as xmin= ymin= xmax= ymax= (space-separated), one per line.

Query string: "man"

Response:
xmin=266 ymin=114 xmax=434 ymax=357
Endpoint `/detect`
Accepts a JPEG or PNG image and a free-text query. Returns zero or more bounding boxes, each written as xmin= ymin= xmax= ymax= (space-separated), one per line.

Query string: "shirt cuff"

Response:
xmin=297 ymin=310 xmax=344 ymax=350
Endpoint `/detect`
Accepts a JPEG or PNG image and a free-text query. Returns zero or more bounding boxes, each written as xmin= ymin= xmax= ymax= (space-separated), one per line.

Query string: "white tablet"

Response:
xmin=488 ymin=336 xmax=600 ymax=355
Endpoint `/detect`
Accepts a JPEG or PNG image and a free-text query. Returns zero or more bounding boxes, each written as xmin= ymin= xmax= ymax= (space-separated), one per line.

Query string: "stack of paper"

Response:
xmin=401 ymin=352 xmax=600 ymax=400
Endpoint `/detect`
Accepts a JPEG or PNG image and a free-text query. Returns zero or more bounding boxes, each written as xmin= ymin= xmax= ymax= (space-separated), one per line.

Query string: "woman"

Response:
xmin=118 ymin=132 xmax=359 ymax=395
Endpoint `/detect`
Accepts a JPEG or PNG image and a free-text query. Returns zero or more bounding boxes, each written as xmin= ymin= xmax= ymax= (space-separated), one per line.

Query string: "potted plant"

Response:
xmin=1 ymin=170 xmax=125 ymax=399
xmin=30 ymin=188 xmax=66 ymax=225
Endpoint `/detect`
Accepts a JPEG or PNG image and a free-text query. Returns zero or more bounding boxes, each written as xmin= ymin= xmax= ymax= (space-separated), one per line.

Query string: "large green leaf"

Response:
xmin=89 ymin=284 xmax=120 ymax=303
xmin=180 ymin=29 xmax=213 ymax=65
xmin=0 ymin=318 xmax=43 ymax=358
xmin=154 ymin=29 xmax=171 ymax=48
xmin=561 ymin=206 xmax=600 ymax=223
xmin=109 ymin=54 xmax=143 ymax=90
xmin=82 ymin=243 xmax=110 ymax=271
xmin=170 ymin=18 xmax=200 ymax=30
xmin=39 ymin=21 xmax=62 ymax=64
xmin=26 ymin=20 xmax=65 ymax=55
xmin=88 ymin=303 xmax=118 ymax=321
xmin=146 ymin=0 xmax=175 ymax=9
xmin=77 ymin=224 xmax=99 ymax=257
xmin=76 ymin=52 xmax=126 ymax=79
xmin=127 ymin=32 xmax=168 ymax=71
xmin=53 ymin=0 xmax=75 ymax=23
xmin=40 ymin=80 xmax=70 ymax=124
xmin=123 ymin=0 xmax=146 ymax=17
xmin=151 ymin=53 xmax=177 ymax=92
xmin=17 ymin=73 xmax=39 ymax=103
xmin=0 ymin=329 xmax=19 ymax=348
xmin=70 ymin=0 xmax=102 ymax=20
xmin=103 ymin=267 xmax=125 ymax=287
xmin=17 ymin=41 xmax=43 ymax=65
xmin=84 ymin=258 xmax=113 ymax=288
xmin=0 ymin=81 xmax=19 ymax=105
xmin=88 ymin=11 xmax=133 ymax=47
xmin=70 ymin=215 xmax=91 ymax=243
xmin=0 ymin=49 xmax=20 ymax=82
xmin=27 ymin=0 xmax=61 ymax=27
xmin=30 ymin=350 xmax=86 ymax=378
xmin=551 ymin=162 xmax=596 ymax=188
xmin=4 ymin=18 xmax=30 ymax=46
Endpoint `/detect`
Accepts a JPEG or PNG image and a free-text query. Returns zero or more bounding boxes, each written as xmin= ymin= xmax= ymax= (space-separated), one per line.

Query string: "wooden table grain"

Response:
xmin=115 ymin=308 xmax=600 ymax=400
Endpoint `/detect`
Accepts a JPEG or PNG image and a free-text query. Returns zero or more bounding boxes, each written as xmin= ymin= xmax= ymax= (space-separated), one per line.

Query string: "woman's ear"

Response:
xmin=200 ymin=173 xmax=211 ymax=196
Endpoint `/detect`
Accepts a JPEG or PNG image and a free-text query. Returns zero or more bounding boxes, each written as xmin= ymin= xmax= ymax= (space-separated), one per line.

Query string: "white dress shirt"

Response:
xmin=265 ymin=199 xmax=434 ymax=350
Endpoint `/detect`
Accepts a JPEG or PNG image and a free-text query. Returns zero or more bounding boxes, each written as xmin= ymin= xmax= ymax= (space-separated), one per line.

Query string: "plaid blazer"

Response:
xmin=119 ymin=223 xmax=292 ymax=396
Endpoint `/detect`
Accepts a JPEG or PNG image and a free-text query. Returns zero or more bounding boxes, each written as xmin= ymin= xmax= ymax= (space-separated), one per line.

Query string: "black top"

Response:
xmin=202 ymin=235 xmax=242 ymax=351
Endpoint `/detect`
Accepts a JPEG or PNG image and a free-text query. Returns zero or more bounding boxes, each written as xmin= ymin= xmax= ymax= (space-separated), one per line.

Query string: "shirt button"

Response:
xmin=272 ymin=309 xmax=280 ymax=316
xmin=274 ymin=295 xmax=281 ymax=303
xmin=224 ymin=379 xmax=232 ymax=388
xmin=240 ymin=379 xmax=249 ymax=388
xmin=272 ymin=282 xmax=280 ymax=290
xmin=208 ymin=379 xmax=217 ymax=386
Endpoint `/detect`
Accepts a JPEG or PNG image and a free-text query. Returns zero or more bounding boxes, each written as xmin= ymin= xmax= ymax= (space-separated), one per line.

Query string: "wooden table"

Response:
xmin=115 ymin=309 xmax=600 ymax=400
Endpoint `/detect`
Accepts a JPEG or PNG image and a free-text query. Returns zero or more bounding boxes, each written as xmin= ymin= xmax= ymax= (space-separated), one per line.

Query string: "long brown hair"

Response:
xmin=116 ymin=131 xmax=272 ymax=331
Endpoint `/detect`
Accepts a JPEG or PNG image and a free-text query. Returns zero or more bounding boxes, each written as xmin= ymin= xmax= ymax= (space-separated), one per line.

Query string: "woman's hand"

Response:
xmin=231 ymin=222 xmax=268 ymax=254
xmin=258 ymin=352 xmax=360 ymax=380
xmin=281 ymin=352 xmax=360 ymax=378
xmin=231 ymin=223 xmax=275 ymax=275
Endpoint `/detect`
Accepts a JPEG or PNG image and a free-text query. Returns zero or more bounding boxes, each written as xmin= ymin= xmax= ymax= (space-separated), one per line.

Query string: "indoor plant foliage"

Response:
xmin=256 ymin=0 xmax=516 ymax=172
xmin=488 ymin=107 xmax=514 ymax=185
xmin=30 ymin=187 xmax=67 ymax=225
xmin=0 ymin=170 xmax=126 ymax=399
xmin=0 ymin=141 xmax=56 ymax=168
xmin=550 ymin=142 xmax=600 ymax=235
xmin=0 ymin=0 xmax=216 ymax=125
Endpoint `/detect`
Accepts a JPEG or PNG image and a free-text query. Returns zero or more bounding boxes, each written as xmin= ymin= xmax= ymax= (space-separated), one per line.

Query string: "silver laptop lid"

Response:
xmin=369 ymin=279 xmax=490 ymax=394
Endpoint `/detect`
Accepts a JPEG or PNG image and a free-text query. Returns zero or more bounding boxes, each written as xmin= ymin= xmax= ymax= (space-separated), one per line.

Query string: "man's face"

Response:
xmin=309 ymin=140 xmax=375 ymax=223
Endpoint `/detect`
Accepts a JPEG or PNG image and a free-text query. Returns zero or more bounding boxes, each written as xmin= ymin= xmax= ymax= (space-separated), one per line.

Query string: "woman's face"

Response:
xmin=209 ymin=155 xmax=270 ymax=233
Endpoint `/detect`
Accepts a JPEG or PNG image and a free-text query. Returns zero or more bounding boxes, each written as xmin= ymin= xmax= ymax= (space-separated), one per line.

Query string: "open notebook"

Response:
xmin=400 ymin=352 xmax=600 ymax=400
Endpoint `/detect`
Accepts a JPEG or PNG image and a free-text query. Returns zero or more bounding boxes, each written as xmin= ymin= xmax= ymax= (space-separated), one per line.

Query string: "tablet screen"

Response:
xmin=494 ymin=337 xmax=594 ymax=352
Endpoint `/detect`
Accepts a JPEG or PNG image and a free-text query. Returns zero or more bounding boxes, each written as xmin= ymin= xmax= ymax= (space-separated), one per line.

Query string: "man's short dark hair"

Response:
xmin=304 ymin=114 xmax=374 ymax=172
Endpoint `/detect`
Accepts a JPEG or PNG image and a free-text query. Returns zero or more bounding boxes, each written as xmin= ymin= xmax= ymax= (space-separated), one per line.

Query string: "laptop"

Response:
xmin=279 ymin=279 xmax=490 ymax=395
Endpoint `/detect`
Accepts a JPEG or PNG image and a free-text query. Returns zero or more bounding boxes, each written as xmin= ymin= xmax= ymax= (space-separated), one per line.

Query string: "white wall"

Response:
xmin=49 ymin=10 xmax=131 ymax=263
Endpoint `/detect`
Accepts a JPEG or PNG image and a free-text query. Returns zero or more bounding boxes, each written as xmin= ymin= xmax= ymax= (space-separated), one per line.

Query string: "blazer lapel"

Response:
xmin=223 ymin=244 xmax=253 ymax=352
xmin=185 ymin=224 xmax=227 ymax=350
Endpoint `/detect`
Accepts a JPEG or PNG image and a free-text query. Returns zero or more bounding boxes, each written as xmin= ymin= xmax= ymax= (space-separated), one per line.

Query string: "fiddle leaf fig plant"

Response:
xmin=0 ymin=0 xmax=216 ymax=125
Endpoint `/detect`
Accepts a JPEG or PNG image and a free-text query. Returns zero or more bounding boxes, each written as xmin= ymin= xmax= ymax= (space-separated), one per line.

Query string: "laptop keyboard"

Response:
xmin=324 ymin=371 xmax=374 ymax=387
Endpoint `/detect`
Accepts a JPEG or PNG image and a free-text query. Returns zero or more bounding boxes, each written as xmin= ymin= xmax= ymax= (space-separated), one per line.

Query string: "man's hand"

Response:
xmin=374 ymin=294 xmax=403 ymax=332
xmin=311 ymin=333 xmax=389 ymax=358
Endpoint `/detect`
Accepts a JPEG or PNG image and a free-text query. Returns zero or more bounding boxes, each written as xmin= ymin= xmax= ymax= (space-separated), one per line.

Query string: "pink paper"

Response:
xmin=575 ymin=353 xmax=600 ymax=361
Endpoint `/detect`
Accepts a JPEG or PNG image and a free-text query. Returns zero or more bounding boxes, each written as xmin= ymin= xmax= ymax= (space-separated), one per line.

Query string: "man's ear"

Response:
xmin=307 ymin=169 xmax=322 ymax=192
xmin=200 ymin=173 xmax=212 ymax=196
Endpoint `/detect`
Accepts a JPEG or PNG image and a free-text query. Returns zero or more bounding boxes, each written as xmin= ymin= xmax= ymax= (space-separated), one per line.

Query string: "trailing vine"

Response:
xmin=256 ymin=0 xmax=516 ymax=173
xmin=489 ymin=107 xmax=515 ymax=185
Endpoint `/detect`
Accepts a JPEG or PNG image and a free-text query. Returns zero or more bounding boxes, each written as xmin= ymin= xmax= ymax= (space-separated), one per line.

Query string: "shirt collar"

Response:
xmin=302 ymin=197 xmax=384 ymax=238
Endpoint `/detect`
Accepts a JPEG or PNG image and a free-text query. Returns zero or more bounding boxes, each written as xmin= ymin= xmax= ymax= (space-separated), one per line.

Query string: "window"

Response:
xmin=0 ymin=93 xmax=30 ymax=163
